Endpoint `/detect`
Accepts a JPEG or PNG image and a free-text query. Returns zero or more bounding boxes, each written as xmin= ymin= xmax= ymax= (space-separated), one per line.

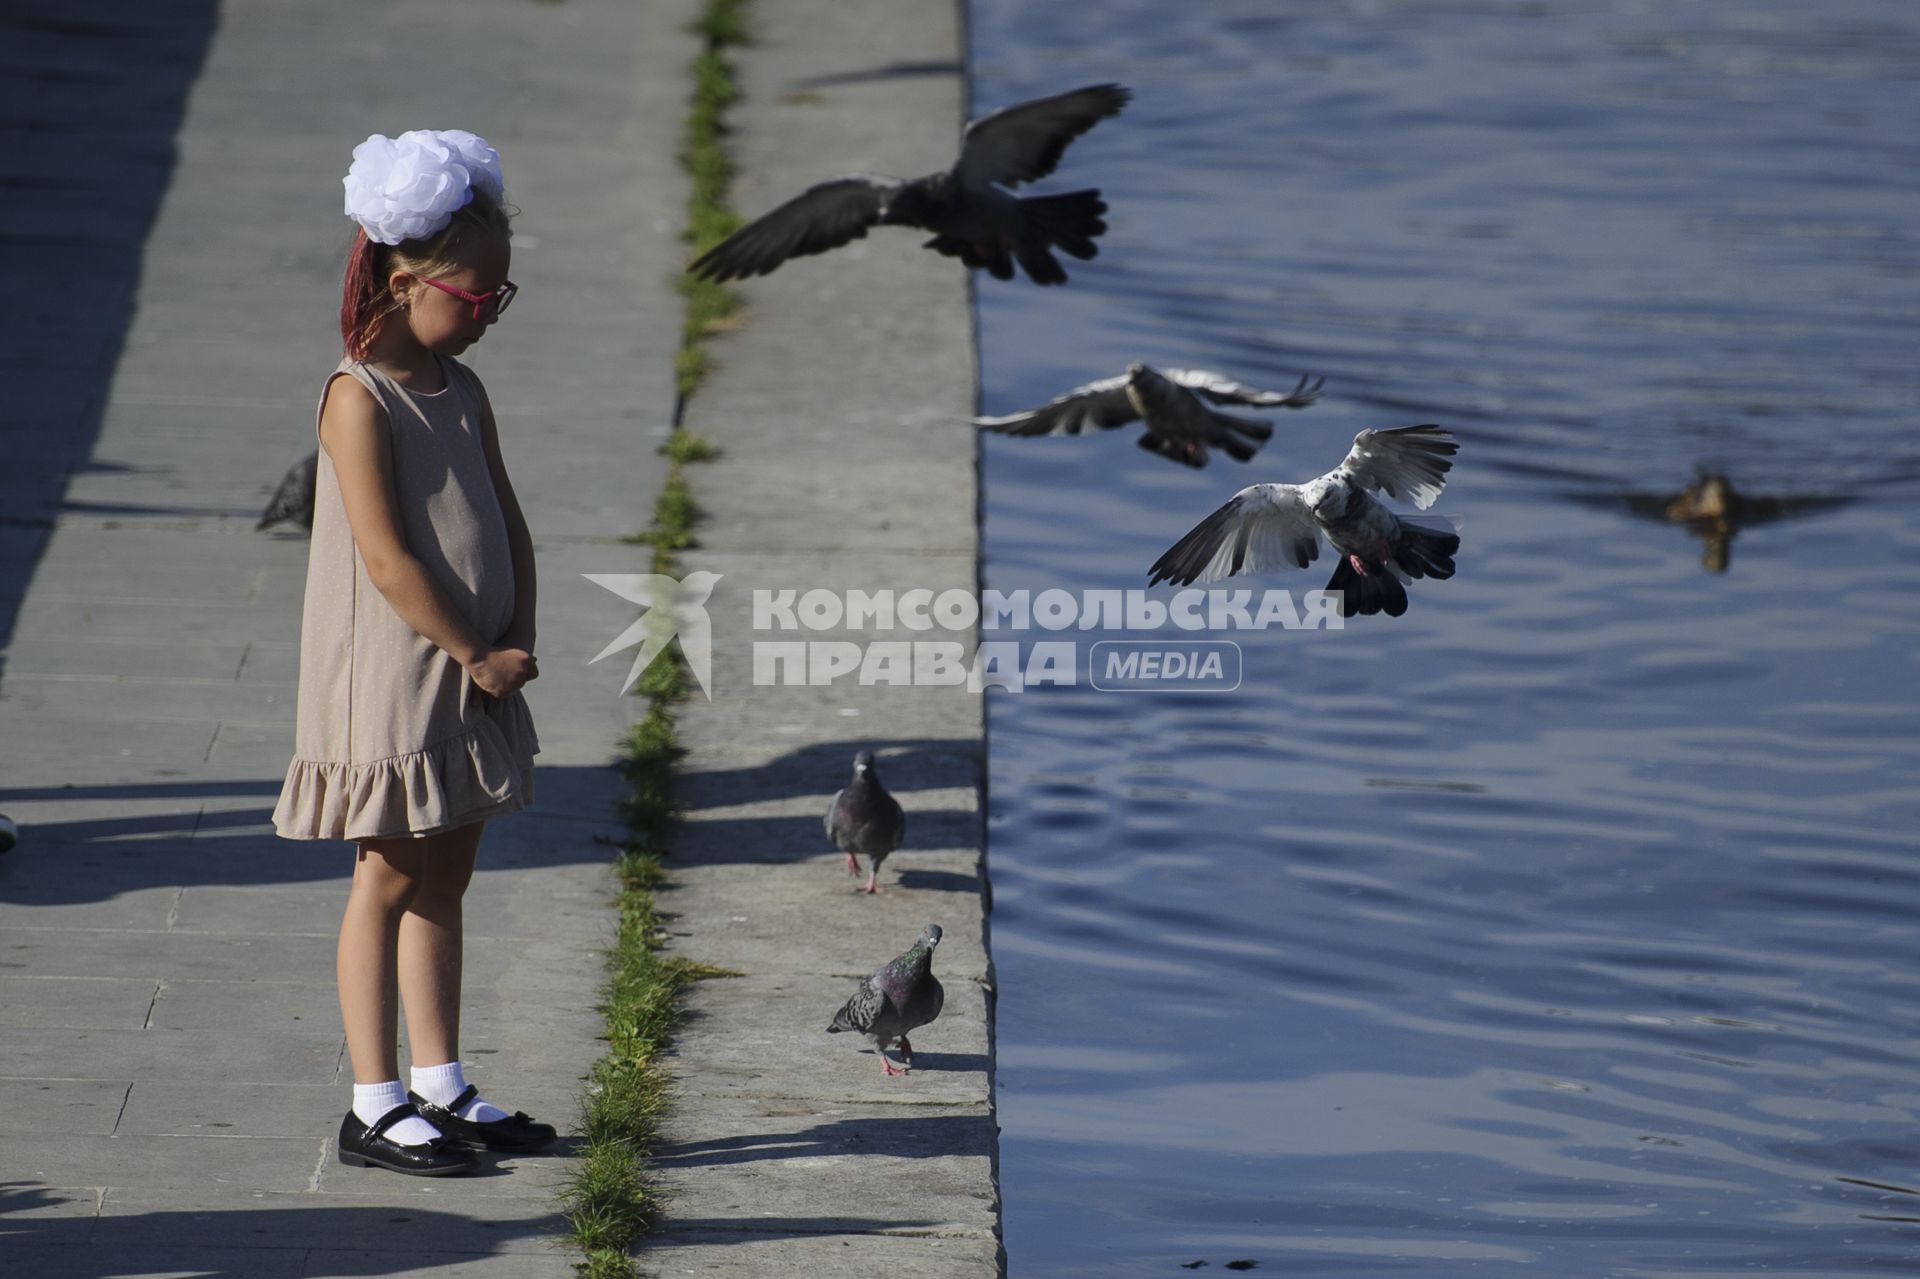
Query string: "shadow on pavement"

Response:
xmin=0 ymin=4 xmax=220 ymax=662
xmin=0 ymin=737 xmax=982 ymax=905
xmin=655 ymin=1110 xmax=994 ymax=1169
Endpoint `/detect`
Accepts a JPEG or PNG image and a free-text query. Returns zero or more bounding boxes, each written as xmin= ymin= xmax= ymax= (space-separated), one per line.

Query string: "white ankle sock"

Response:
xmin=352 ymin=1079 xmax=442 ymax=1145
xmin=411 ymin=1060 xmax=507 ymax=1123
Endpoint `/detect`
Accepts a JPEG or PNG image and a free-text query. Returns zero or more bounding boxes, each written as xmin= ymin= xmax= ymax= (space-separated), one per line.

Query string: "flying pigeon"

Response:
xmin=1149 ymin=425 xmax=1461 ymax=618
xmin=825 ymin=750 xmax=905 ymax=895
xmin=977 ymin=363 xmax=1325 ymax=467
xmin=827 ymin=923 xmax=945 ymax=1077
xmin=689 ymin=83 xmax=1131 ymax=286
xmin=257 ymin=450 xmax=318 ymax=532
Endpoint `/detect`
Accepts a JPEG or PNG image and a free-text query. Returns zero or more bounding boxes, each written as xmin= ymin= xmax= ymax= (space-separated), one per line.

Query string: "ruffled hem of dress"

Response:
xmin=273 ymin=692 xmax=539 ymax=842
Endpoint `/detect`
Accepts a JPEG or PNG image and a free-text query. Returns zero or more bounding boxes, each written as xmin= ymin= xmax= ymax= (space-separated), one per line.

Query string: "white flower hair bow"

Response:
xmin=342 ymin=129 xmax=504 ymax=246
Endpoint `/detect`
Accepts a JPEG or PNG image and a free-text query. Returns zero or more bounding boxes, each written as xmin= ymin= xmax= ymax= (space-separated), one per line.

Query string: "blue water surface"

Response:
xmin=970 ymin=2 xmax=1920 ymax=1274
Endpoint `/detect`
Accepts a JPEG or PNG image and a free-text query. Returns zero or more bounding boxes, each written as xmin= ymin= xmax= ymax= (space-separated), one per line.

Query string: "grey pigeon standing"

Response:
xmin=825 ymin=750 xmax=905 ymax=895
xmin=257 ymin=450 xmax=318 ymax=532
xmin=977 ymin=363 xmax=1325 ymax=468
xmin=827 ymin=923 xmax=945 ymax=1077
xmin=1149 ymin=425 xmax=1461 ymax=618
xmin=689 ymin=83 xmax=1130 ymax=287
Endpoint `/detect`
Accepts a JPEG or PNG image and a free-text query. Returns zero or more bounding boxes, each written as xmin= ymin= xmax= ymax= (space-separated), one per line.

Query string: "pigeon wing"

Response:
xmin=974 ymin=373 xmax=1137 ymax=437
xmin=1148 ymin=484 xmax=1321 ymax=586
xmin=955 ymin=83 xmax=1131 ymax=188
xmin=689 ymin=176 xmax=899 ymax=282
xmin=824 ymin=788 xmax=846 ymax=843
xmin=1165 ymin=369 xmax=1326 ymax=410
xmin=828 ymin=974 xmax=890 ymax=1035
xmin=1334 ymin=425 xmax=1458 ymax=510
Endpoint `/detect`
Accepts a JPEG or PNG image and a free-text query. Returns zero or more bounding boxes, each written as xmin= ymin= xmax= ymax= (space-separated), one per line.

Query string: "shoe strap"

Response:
xmin=366 ymin=1102 xmax=422 ymax=1142
xmin=444 ymin=1083 xmax=480 ymax=1114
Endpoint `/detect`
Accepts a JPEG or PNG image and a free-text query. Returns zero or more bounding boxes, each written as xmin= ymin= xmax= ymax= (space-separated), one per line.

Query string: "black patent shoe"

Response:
xmin=409 ymin=1084 xmax=558 ymax=1153
xmin=337 ymin=1104 xmax=477 ymax=1176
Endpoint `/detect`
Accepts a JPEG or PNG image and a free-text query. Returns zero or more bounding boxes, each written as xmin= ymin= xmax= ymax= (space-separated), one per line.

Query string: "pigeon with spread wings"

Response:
xmin=1149 ymin=426 xmax=1462 ymax=618
xmin=977 ymin=363 xmax=1324 ymax=467
xmin=688 ymin=83 xmax=1130 ymax=286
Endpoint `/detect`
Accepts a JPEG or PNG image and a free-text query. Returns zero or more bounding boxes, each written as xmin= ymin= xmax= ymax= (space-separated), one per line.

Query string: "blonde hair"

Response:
xmin=340 ymin=189 xmax=513 ymax=358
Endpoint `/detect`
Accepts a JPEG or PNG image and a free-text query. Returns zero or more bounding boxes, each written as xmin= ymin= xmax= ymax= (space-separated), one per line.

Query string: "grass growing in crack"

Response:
xmin=675 ymin=0 xmax=749 ymax=399
xmin=562 ymin=450 xmax=724 ymax=1278
xmin=560 ymin=3 xmax=749 ymax=1276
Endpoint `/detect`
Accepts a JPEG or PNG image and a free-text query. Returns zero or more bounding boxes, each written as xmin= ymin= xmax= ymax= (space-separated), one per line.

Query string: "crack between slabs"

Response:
xmin=306 ymin=1137 xmax=330 ymax=1192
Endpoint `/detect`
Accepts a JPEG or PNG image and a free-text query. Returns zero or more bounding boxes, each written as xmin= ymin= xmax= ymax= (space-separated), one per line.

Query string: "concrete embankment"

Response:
xmin=0 ymin=0 xmax=996 ymax=1274
xmin=0 ymin=1 xmax=689 ymax=1274
xmin=645 ymin=0 xmax=1002 ymax=1273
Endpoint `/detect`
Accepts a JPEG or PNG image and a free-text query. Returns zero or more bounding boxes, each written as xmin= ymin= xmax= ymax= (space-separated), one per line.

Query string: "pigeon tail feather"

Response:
xmin=1020 ymin=188 xmax=1108 ymax=262
xmin=1326 ymin=556 xmax=1409 ymax=617
xmin=1218 ymin=433 xmax=1260 ymax=463
xmin=1394 ymin=522 xmax=1460 ymax=581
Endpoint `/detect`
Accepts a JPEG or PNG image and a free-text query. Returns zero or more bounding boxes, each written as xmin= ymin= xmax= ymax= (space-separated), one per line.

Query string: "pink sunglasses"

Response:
xmin=418 ymin=276 xmax=519 ymax=321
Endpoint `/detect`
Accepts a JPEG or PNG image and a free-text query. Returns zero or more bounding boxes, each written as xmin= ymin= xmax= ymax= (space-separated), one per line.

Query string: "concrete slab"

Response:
xmin=653 ymin=0 xmax=1001 ymax=1271
xmin=651 ymin=1103 xmax=998 ymax=1237
xmin=3 ymin=1133 xmax=324 ymax=1194
xmin=97 ymin=1188 xmax=572 ymax=1255
xmin=0 ymin=1246 xmax=308 ymax=1279
xmin=1 ymin=1028 xmax=341 ymax=1086
xmin=0 ymin=1079 xmax=131 ymax=1136
xmin=0 ymin=976 xmax=159 ymax=1031
xmin=640 ymin=1230 xmax=1003 ymax=1276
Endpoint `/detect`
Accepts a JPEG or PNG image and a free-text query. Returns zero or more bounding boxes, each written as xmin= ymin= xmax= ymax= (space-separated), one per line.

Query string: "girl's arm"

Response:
xmin=471 ymin=379 xmax=537 ymax=655
xmin=320 ymin=374 xmax=535 ymax=698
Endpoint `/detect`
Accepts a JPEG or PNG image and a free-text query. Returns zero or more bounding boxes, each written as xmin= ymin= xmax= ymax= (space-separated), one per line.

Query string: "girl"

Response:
xmin=274 ymin=130 xmax=553 ymax=1176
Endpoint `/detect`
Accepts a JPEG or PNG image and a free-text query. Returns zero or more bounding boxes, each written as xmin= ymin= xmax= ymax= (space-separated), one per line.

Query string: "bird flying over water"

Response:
xmin=826 ymin=750 xmax=906 ymax=895
xmin=689 ymin=83 xmax=1130 ymax=286
xmin=976 ymin=363 xmax=1325 ymax=467
xmin=257 ymin=450 xmax=317 ymax=532
xmin=1149 ymin=425 xmax=1461 ymax=618
xmin=827 ymin=923 xmax=945 ymax=1077
xmin=1616 ymin=472 xmax=1848 ymax=573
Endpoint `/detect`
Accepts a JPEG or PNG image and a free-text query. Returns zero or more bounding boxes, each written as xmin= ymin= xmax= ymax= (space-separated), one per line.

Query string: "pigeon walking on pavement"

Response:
xmin=1149 ymin=425 xmax=1461 ymax=618
xmin=257 ymin=450 xmax=318 ymax=532
xmin=826 ymin=750 xmax=905 ymax=895
xmin=689 ymin=83 xmax=1130 ymax=287
xmin=976 ymin=363 xmax=1325 ymax=467
xmin=827 ymin=923 xmax=945 ymax=1077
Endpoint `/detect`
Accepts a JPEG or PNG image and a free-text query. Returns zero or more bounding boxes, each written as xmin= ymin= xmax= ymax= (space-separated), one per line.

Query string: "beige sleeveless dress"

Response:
xmin=273 ymin=355 xmax=538 ymax=841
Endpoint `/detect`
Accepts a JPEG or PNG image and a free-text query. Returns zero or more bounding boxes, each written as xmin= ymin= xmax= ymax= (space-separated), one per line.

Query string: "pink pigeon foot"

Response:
xmin=880 ymin=1052 xmax=907 ymax=1077
xmin=845 ymin=851 xmax=860 ymax=876
xmin=1348 ymin=553 xmax=1370 ymax=576
xmin=862 ymin=871 xmax=880 ymax=895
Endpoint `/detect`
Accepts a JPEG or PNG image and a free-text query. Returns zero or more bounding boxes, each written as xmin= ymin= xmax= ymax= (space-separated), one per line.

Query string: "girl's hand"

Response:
xmin=467 ymin=647 xmax=538 ymax=699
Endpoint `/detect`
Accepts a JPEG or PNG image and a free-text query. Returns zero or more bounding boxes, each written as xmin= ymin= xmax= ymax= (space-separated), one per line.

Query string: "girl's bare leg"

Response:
xmin=337 ymin=836 xmax=429 ymax=1084
xmin=397 ymin=821 xmax=483 ymax=1067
